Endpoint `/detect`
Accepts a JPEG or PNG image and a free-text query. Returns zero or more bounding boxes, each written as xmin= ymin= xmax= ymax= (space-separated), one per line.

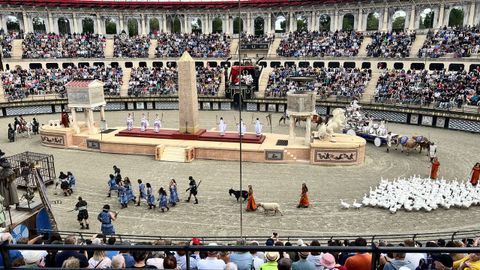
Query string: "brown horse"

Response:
xmin=393 ymin=135 xmax=431 ymax=155
xmin=295 ymin=115 xmax=324 ymax=128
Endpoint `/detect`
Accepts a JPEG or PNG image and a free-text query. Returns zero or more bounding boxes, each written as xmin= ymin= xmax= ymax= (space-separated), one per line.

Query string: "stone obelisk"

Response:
xmin=178 ymin=51 xmax=200 ymax=134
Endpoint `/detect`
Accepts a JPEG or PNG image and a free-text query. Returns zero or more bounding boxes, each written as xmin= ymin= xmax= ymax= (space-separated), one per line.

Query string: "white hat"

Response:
xmin=22 ymin=250 xmax=47 ymax=264
xmin=208 ymin=242 xmax=218 ymax=246
xmin=297 ymin=239 xmax=304 ymax=246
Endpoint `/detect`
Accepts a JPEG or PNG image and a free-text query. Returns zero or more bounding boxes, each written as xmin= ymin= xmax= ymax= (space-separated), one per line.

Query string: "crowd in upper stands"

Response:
xmin=240 ymin=32 xmax=274 ymax=45
xmin=265 ymin=65 xmax=371 ymax=99
xmin=418 ymin=26 xmax=480 ymax=58
xmin=0 ymin=30 xmax=20 ymax=58
xmin=1 ymin=65 xmax=123 ymax=100
xmin=367 ymin=31 xmax=416 ymax=58
xmin=375 ymin=68 xmax=480 ymax=108
xmin=155 ymin=33 xmax=231 ymax=58
xmin=113 ymin=33 xmax=150 ymax=58
xmin=276 ymin=31 xmax=363 ymax=57
xmin=127 ymin=66 xmax=224 ymax=96
xmin=22 ymin=33 xmax=105 ymax=59
xmin=1 ymin=231 xmax=479 ymax=270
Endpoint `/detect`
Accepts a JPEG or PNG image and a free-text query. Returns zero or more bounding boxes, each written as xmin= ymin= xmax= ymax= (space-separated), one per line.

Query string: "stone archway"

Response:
xmin=448 ymin=6 xmax=464 ymax=27
xmin=32 ymin=16 xmax=47 ymax=33
xmin=105 ymin=18 xmax=117 ymax=34
xmin=233 ymin=17 xmax=244 ymax=34
xmin=342 ymin=13 xmax=354 ymax=31
xmin=275 ymin=15 xmax=287 ymax=33
xmin=82 ymin=17 xmax=94 ymax=33
xmin=254 ymin=16 xmax=264 ymax=35
xmin=296 ymin=15 xmax=308 ymax=32
xmin=212 ymin=17 xmax=222 ymax=33
xmin=57 ymin=17 xmax=71 ymax=34
xmin=127 ymin=18 xmax=139 ymax=36
xmin=391 ymin=10 xmax=406 ymax=32
xmin=419 ymin=8 xmax=434 ymax=29
xmin=6 ymin=15 xmax=20 ymax=33
xmin=149 ymin=18 xmax=159 ymax=34
xmin=319 ymin=14 xmax=331 ymax=31
xmin=191 ymin=17 xmax=202 ymax=34
xmin=366 ymin=12 xmax=380 ymax=31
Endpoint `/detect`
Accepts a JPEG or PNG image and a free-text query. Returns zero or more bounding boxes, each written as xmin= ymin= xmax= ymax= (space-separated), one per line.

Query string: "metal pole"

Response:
xmin=238 ymin=0 xmax=243 ymax=238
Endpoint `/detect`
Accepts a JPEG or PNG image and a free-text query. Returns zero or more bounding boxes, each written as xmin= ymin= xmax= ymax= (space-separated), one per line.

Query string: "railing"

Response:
xmin=2 ymin=243 xmax=480 ymax=269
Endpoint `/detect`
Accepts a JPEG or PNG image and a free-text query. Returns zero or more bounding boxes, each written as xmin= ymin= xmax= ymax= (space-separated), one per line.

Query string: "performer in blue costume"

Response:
xmin=146 ymin=183 xmax=155 ymax=209
xmin=97 ymin=204 xmax=117 ymax=235
xmin=158 ymin=187 xmax=169 ymax=212
xmin=124 ymin=178 xmax=136 ymax=204
xmin=136 ymin=179 xmax=146 ymax=206
xmin=107 ymin=174 xmax=118 ymax=198
xmin=169 ymin=179 xmax=179 ymax=206
xmin=118 ymin=183 xmax=128 ymax=209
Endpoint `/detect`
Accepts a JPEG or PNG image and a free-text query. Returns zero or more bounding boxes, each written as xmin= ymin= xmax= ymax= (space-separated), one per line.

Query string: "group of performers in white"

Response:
xmin=127 ymin=113 xmax=263 ymax=136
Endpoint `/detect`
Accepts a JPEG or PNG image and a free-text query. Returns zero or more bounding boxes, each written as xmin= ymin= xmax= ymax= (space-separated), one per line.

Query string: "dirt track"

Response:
xmin=0 ymin=110 xmax=478 ymax=237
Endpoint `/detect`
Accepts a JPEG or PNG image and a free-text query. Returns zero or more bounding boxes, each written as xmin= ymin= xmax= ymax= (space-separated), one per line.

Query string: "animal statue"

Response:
xmin=228 ymin=188 xmax=248 ymax=201
xmin=257 ymin=202 xmax=283 ymax=216
xmin=317 ymin=108 xmax=346 ymax=141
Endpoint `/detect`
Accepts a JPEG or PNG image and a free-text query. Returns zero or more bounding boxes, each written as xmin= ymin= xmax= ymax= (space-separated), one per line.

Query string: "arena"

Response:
xmin=0 ymin=0 xmax=480 ymax=268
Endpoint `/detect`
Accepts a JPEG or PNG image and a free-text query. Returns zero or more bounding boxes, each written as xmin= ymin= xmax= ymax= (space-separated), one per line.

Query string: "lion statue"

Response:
xmin=317 ymin=108 xmax=346 ymax=142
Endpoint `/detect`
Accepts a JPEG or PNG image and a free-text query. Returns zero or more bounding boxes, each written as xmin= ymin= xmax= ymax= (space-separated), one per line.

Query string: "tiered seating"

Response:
xmin=375 ymin=69 xmax=480 ymax=108
xmin=0 ymin=31 xmax=18 ymax=58
xmin=276 ymin=31 xmax=363 ymax=57
xmin=1 ymin=65 xmax=123 ymax=100
xmin=240 ymin=32 xmax=274 ymax=46
xmin=127 ymin=66 xmax=224 ymax=96
xmin=366 ymin=31 xmax=416 ymax=58
xmin=22 ymin=32 xmax=105 ymax=58
xmin=418 ymin=26 xmax=480 ymax=58
xmin=113 ymin=33 xmax=150 ymax=58
xmin=155 ymin=33 xmax=231 ymax=58
xmin=265 ymin=65 xmax=371 ymax=99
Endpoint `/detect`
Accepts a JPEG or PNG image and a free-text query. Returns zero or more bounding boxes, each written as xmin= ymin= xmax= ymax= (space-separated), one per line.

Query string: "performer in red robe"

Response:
xmin=298 ymin=183 xmax=309 ymax=208
xmin=470 ymin=163 xmax=480 ymax=186
xmin=430 ymin=157 xmax=440 ymax=180
xmin=61 ymin=111 xmax=70 ymax=127
xmin=246 ymin=185 xmax=257 ymax=211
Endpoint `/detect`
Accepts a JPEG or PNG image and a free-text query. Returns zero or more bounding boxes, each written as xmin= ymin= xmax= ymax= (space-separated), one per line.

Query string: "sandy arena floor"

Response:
xmin=0 ymin=110 xmax=478 ymax=237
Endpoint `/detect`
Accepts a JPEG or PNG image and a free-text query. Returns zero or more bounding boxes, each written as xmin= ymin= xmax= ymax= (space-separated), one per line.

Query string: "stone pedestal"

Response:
xmin=178 ymin=52 xmax=200 ymax=134
xmin=286 ymin=91 xmax=317 ymax=146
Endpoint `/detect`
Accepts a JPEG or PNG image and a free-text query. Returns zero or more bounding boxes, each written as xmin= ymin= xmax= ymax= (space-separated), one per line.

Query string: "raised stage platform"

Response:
xmin=116 ymin=128 xmax=266 ymax=144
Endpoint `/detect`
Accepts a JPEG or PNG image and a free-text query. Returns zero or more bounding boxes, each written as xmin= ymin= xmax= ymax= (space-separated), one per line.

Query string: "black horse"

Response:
xmin=229 ymin=188 xmax=248 ymax=201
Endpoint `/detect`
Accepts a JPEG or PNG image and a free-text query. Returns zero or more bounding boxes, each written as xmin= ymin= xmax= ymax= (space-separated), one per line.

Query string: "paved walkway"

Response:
xmin=0 ymin=110 xmax=478 ymax=237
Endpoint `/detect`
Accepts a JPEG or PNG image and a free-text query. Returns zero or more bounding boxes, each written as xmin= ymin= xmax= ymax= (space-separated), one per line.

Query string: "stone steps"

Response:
xmin=256 ymin=67 xmax=272 ymax=98
xmin=120 ymin=68 xmax=132 ymax=97
xmin=410 ymin=34 xmax=426 ymax=58
xmin=267 ymin=38 xmax=281 ymax=56
xmin=104 ymin=39 xmax=114 ymax=58
xmin=229 ymin=39 xmax=238 ymax=56
xmin=357 ymin=36 xmax=371 ymax=57
xmin=149 ymin=40 xmax=158 ymax=59
xmin=12 ymin=39 xmax=23 ymax=59
xmin=361 ymin=71 xmax=380 ymax=103
xmin=161 ymin=146 xmax=188 ymax=162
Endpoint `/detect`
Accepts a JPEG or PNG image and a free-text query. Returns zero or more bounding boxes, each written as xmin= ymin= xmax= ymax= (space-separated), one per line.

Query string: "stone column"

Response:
xmin=357 ymin=8 xmax=363 ymax=31
xmin=288 ymin=116 xmax=296 ymax=144
xmin=409 ymin=5 xmax=416 ymax=30
xmin=437 ymin=3 xmax=445 ymax=28
xmin=71 ymin=109 xmax=80 ymax=134
xmin=247 ymin=12 xmax=252 ymax=34
xmin=305 ymin=117 xmax=312 ymax=146
xmin=100 ymin=106 xmax=106 ymax=121
xmin=468 ymin=1 xmax=476 ymax=26
xmin=310 ymin=11 xmax=316 ymax=31
xmin=289 ymin=12 xmax=295 ymax=32
xmin=141 ymin=14 xmax=146 ymax=35
xmin=47 ymin=12 xmax=54 ymax=33
xmin=333 ymin=10 xmax=339 ymax=31
xmin=0 ymin=15 xmax=4 ymax=33
xmin=382 ymin=7 xmax=388 ymax=31
xmin=204 ymin=14 xmax=209 ymax=33
xmin=266 ymin=13 xmax=272 ymax=34
xmin=162 ymin=14 xmax=167 ymax=32
xmin=22 ymin=11 xmax=29 ymax=33
xmin=72 ymin=13 xmax=78 ymax=33
xmin=88 ymin=109 xmax=95 ymax=134
xmin=96 ymin=13 xmax=103 ymax=34
xmin=184 ymin=15 xmax=188 ymax=33
xmin=178 ymin=52 xmax=200 ymax=134
xmin=119 ymin=14 xmax=124 ymax=32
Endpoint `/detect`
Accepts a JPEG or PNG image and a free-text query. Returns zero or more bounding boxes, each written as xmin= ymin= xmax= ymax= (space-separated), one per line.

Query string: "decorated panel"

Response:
xmin=448 ymin=119 xmax=480 ymax=133
xmin=6 ymin=106 xmax=52 ymax=116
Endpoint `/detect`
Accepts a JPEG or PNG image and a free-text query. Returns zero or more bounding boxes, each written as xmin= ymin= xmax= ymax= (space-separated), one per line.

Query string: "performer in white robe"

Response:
xmin=153 ymin=114 xmax=162 ymax=133
xmin=126 ymin=113 xmax=134 ymax=131
xmin=140 ymin=114 xmax=149 ymax=132
xmin=218 ymin=117 xmax=226 ymax=136
xmin=254 ymin=118 xmax=262 ymax=137
xmin=237 ymin=119 xmax=246 ymax=136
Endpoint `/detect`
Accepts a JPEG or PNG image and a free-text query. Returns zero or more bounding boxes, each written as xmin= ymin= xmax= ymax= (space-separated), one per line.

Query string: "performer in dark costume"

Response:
xmin=7 ymin=124 xmax=15 ymax=142
xmin=31 ymin=118 xmax=40 ymax=134
xmin=60 ymin=110 xmax=70 ymax=128
xmin=75 ymin=197 xmax=89 ymax=230
xmin=0 ymin=150 xmax=19 ymax=210
xmin=185 ymin=176 xmax=198 ymax=204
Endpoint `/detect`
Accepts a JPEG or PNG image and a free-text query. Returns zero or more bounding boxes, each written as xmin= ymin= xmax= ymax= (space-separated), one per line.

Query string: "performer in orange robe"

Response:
xmin=430 ymin=157 xmax=440 ymax=180
xmin=470 ymin=163 xmax=480 ymax=186
xmin=61 ymin=111 xmax=70 ymax=128
xmin=246 ymin=185 xmax=257 ymax=211
xmin=298 ymin=183 xmax=309 ymax=208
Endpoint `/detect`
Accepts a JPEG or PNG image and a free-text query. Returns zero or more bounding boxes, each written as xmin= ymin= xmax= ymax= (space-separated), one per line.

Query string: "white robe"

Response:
xmin=127 ymin=116 xmax=134 ymax=131
xmin=237 ymin=122 xmax=246 ymax=136
xmin=153 ymin=118 xmax=162 ymax=133
xmin=254 ymin=120 xmax=262 ymax=136
xmin=429 ymin=145 xmax=437 ymax=158
xmin=140 ymin=117 xmax=149 ymax=132
xmin=218 ymin=120 xmax=226 ymax=136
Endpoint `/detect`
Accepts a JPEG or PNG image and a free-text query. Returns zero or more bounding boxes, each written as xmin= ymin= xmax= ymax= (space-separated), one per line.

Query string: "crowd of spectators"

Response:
xmin=127 ymin=66 xmax=224 ymax=97
xmin=0 ymin=30 xmax=20 ymax=58
xmin=265 ymin=65 xmax=371 ymax=99
xmin=418 ymin=26 xmax=480 ymax=58
xmin=375 ymin=68 xmax=480 ymax=108
xmin=113 ymin=33 xmax=150 ymax=58
xmin=367 ymin=31 xmax=416 ymax=58
xmin=22 ymin=32 xmax=105 ymax=59
xmin=240 ymin=32 xmax=274 ymax=45
xmin=1 ymin=65 xmax=123 ymax=100
xmin=2 ymin=231 xmax=480 ymax=270
xmin=155 ymin=33 xmax=231 ymax=58
xmin=276 ymin=31 xmax=364 ymax=57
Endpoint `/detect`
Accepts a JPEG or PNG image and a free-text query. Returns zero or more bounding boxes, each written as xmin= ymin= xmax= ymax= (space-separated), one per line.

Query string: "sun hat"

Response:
xmin=320 ymin=253 xmax=336 ymax=268
xmin=266 ymin=252 xmax=280 ymax=262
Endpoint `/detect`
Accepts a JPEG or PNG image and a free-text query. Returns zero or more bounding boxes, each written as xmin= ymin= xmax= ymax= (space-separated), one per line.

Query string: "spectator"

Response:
xmin=119 ymin=245 xmax=135 ymax=268
xmin=229 ymin=239 xmax=254 ymax=270
xmin=62 ymin=257 xmax=80 ymax=268
xmin=418 ymin=26 xmax=480 ymax=58
xmin=383 ymin=248 xmax=416 ymax=270
xmin=432 ymin=255 xmax=453 ymax=270
xmin=240 ymin=32 xmax=274 ymax=47
xmin=114 ymin=33 xmax=150 ymax=58
xmin=88 ymin=249 xmax=112 ymax=268
xmin=277 ymin=31 xmax=363 ymax=57
xmin=250 ymin=241 xmax=266 ymax=270
xmin=453 ymin=253 xmax=480 ymax=270
xmin=55 ymin=235 xmax=89 ymax=268
xmin=22 ymin=32 xmax=105 ymax=58
xmin=197 ymin=243 xmax=226 ymax=270
xmin=260 ymin=252 xmax=279 ymax=270
xmin=163 ymin=254 xmax=179 ymax=270
xmin=0 ymin=233 xmax=23 ymax=268
xmin=278 ymin=258 xmax=293 ymax=270
xmin=0 ymin=31 xmax=18 ymax=58
xmin=292 ymin=251 xmax=315 ymax=270
xmin=155 ymin=32 xmax=230 ymax=58
xmin=111 ymin=254 xmax=126 ymax=269
xmin=306 ymin=240 xmax=322 ymax=268
xmin=131 ymin=246 xmax=154 ymax=268
xmin=105 ymin=237 xmax=120 ymax=259
xmin=344 ymin=238 xmax=372 ymax=270
xmin=404 ymin=239 xmax=426 ymax=268
xmin=367 ymin=31 xmax=415 ymax=58
xmin=175 ymin=241 xmax=198 ymax=270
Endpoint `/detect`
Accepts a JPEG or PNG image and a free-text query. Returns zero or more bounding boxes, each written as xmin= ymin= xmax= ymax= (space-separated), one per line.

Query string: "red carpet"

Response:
xmin=115 ymin=128 xmax=265 ymax=144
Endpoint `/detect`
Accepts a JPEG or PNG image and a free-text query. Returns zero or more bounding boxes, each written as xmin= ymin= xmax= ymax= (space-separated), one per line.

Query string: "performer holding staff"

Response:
xmin=218 ymin=117 xmax=227 ymax=136
xmin=254 ymin=118 xmax=263 ymax=137
xmin=126 ymin=113 xmax=134 ymax=131
xmin=140 ymin=113 xmax=149 ymax=132
xmin=153 ymin=114 xmax=162 ymax=133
